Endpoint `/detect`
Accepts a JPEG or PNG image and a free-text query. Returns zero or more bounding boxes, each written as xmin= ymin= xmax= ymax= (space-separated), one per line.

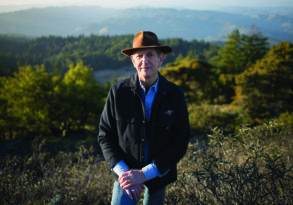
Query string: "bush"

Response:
xmin=1 ymin=121 xmax=292 ymax=204
xmin=0 ymin=63 xmax=107 ymax=139
xmin=160 ymin=56 xmax=218 ymax=103
xmin=274 ymin=112 xmax=293 ymax=126
xmin=0 ymin=145 xmax=112 ymax=205
xmin=236 ymin=42 xmax=293 ymax=122
xmin=0 ymin=65 xmax=53 ymax=138
xmin=188 ymin=103 xmax=248 ymax=136
xmin=166 ymin=121 xmax=293 ymax=205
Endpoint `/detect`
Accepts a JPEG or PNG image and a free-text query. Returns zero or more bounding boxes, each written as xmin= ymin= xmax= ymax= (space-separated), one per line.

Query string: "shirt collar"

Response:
xmin=139 ymin=77 xmax=159 ymax=94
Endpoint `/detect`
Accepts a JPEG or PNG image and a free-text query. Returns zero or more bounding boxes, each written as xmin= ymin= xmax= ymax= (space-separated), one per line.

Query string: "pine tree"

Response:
xmin=237 ymin=42 xmax=293 ymax=122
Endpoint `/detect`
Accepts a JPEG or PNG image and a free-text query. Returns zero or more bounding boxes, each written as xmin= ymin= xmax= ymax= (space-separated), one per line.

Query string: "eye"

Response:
xmin=147 ymin=52 xmax=153 ymax=57
xmin=136 ymin=54 xmax=143 ymax=59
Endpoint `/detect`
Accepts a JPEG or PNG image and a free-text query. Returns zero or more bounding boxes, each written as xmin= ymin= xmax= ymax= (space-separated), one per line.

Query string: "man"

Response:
xmin=98 ymin=31 xmax=190 ymax=205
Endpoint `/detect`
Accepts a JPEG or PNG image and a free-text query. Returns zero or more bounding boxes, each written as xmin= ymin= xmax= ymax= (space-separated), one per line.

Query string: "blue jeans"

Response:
xmin=111 ymin=181 xmax=165 ymax=205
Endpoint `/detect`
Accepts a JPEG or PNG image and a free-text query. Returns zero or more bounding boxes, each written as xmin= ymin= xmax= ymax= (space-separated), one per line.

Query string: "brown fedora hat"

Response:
xmin=121 ymin=31 xmax=172 ymax=56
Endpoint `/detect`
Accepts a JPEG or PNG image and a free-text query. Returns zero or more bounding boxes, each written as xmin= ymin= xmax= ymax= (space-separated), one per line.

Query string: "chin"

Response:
xmin=140 ymin=71 xmax=150 ymax=77
xmin=141 ymin=75 xmax=150 ymax=80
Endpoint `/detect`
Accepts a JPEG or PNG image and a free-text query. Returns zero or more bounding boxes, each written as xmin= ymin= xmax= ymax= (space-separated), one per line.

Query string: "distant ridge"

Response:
xmin=0 ymin=6 xmax=292 ymax=42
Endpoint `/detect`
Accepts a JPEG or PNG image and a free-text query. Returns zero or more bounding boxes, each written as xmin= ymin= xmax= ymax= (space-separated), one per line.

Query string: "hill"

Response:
xmin=0 ymin=6 xmax=292 ymax=42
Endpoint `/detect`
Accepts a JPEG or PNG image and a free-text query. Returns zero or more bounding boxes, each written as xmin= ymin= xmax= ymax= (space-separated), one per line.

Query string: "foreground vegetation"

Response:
xmin=168 ymin=122 xmax=293 ymax=205
xmin=0 ymin=122 xmax=292 ymax=205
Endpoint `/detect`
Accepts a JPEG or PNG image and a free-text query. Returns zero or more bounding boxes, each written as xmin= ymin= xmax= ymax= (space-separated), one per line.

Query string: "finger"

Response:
xmin=133 ymin=190 xmax=140 ymax=201
xmin=120 ymin=175 xmax=133 ymax=184
xmin=130 ymin=189 xmax=139 ymax=201
xmin=138 ymin=185 xmax=144 ymax=194
xmin=119 ymin=171 xmax=131 ymax=181
xmin=121 ymin=177 xmax=143 ymax=189
xmin=137 ymin=185 xmax=143 ymax=193
xmin=134 ymin=190 xmax=141 ymax=200
xmin=119 ymin=175 xmax=127 ymax=182
xmin=120 ymin=180 xmax=129 ymax=190
xmin=131 ymin=188 xmax=140 ymax=201
xmin=121 ymin=178 xmax=137 ymax=187
xmin=121 ymin=181 xmax=133 ymax=189
xmin=119 ymin=176 xmax=132 ymax=186
xmin=119 ymin=177 xmax=127 ymax=185
xmin=130 ymin=189 xmax=137 ymax=201
xmin=138 ymin=185 xmax=144 ymax=197
xmin=125 ymin=189 xmax=133 ymax=200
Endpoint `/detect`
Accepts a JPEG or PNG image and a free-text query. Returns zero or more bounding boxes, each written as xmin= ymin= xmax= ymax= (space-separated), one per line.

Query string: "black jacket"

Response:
xmin=98 ymin=73 xmax=190 ymax=192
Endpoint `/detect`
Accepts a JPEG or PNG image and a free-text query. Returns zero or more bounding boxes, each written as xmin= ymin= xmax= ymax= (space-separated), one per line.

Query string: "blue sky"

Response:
xmin=1 ymin=0 xmax=292 ymax=9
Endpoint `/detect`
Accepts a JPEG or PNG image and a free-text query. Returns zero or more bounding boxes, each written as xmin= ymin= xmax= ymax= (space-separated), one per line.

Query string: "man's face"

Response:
xmin=131 ymin=49 xmax=165 ymax=85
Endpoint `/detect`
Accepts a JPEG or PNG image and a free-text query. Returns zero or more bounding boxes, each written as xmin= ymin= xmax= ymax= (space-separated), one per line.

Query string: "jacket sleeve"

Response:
xmin=154 ymin=90 xmax=190 ymax=174
xmin=98 ymin=87 xmax=124 ymax=169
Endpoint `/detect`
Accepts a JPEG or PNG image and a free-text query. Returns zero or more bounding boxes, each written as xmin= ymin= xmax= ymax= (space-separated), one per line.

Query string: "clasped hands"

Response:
xmin=118 ymin=169 xmax=146 ymax=201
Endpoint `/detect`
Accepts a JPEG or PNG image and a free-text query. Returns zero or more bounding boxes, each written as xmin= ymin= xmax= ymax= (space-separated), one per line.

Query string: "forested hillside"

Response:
xmin=0 ymin=34 xmax=214 ymax=75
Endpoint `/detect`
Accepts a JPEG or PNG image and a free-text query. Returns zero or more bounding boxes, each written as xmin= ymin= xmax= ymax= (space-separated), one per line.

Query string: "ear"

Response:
xmin=130 ymin=55 xmax=135 ymax=64
xmin=159 ymin=54 xmax=166 ymax=65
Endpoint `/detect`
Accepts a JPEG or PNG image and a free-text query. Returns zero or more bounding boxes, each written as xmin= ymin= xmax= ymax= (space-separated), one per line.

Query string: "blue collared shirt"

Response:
xmin=139 ymin=78 xmax=159 ymax=121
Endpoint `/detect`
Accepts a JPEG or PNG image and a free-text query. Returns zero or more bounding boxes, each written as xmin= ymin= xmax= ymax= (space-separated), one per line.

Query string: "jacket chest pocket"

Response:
xmin=151 ymin=109 xmax=176 ymax=152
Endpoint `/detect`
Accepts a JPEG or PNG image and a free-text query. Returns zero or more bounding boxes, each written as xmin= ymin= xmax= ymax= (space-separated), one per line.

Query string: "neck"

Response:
xmin=140 ymin=75 xmax=158 ymax=89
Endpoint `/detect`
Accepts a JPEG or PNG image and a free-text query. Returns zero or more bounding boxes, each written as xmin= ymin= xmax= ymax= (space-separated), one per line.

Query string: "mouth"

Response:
xmin=141 ymin=67 xmax=151 ymax=70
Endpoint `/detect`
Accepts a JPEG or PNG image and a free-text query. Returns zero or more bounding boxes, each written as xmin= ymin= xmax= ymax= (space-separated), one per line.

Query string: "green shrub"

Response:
xmin=1 ymin=121 xmax=292 ymax=205
xmin=0 ymin=63 xmax=107 ymax=140
xmin=188 ymin=103 xmax=248 ymax=136
xmin=236 ymin=42 xmax=293 ymax=122
xmin=274 ymin=112 xmax=293 ymax=126
xmin=166 ymin=121 xmax=293 ymax=205
xmin=0 ymin=145 xmax=112 ymax=205
xmin=160 ymin=56 xmax=219 ymax=104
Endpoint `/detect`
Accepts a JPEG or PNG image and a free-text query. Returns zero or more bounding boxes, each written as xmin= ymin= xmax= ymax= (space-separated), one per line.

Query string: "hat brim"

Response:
xmin=121 ymin=45 xmax=172 ymax=56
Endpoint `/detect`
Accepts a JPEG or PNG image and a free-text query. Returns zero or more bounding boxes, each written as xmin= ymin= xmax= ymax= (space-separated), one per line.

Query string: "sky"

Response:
xmin=0 ymin=0 xmax=292 ymax=10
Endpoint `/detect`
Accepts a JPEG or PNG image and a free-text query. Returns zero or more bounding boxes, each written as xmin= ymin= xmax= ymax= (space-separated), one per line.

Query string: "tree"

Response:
xmin=216 ymin=29 xmax=269 ymax=74
xmin=241 ymin=32 xmax=269 ymax=68
xmin=216 ymin=30 xmax=244 ymax=74
xmin=0 ymin=65 xmax=52 ymax=138
xmin=236 ymin=42 xmax=293 ymax=122
xmin=214 ymin=30 xmax=269 ymax=103
xmin=0 ymin=34 xmax=214 ymax=75
xmin=161 ymin=56 xmax=218 ymax=103
xmin=52 ymin=62 xmax=107 ymax=135
xmin=0 ymin=62 xmax=107 ymax=139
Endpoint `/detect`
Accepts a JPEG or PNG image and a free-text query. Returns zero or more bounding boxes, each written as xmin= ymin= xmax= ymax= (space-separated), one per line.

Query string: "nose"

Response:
xmin=141 ymin=55 xmax=149 ymax=65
